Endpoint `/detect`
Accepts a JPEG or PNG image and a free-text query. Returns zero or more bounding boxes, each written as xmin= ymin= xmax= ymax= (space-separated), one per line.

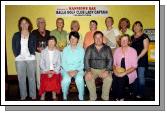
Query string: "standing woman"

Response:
xmin=131 ymin=21 xmax=150 ymax=98
xmin=12 ymin=17 xmax=36 ymax=100
xmin=118 ymin=18 xmax=134 ymax=37
xmin=67 ymin=20 xmax=84 ymax=47
xmin=32 ymin=17 xmax=50 ymax=90
xmin=83 ymin=20 xmax=107 ymax=49
xmin=83 ymin=20 xmax=98 ymax=49
xmin=103 ymin=16 xmax=120 ymax=49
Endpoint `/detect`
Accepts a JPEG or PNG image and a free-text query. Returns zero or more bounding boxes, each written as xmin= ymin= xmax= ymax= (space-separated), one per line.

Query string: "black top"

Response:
xmin=84 ymin=43 xmax=113 ymax=71
xmin=32 ymin=29 xmax=50 ymax=52
xmin=12 ymin=32 xmax=36 ymax=57
xmin=121 ymin=57 xmax=126 ymax=68
xmin=120 ymin=57 xmax=129 ymax=84
xmin=131 ymin=33 xmax=150 ymax=67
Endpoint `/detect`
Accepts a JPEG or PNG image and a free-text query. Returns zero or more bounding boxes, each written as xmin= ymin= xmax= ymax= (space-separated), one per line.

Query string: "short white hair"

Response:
xmin=36 ymin=17 xmax=45 ymax=26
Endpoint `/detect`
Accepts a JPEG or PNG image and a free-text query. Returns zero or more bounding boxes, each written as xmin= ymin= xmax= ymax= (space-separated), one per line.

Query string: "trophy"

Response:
xmin=39 ymin=41 xmax=46 ymax=50
xmin=59 ymin=42 xmax=64 ymax=51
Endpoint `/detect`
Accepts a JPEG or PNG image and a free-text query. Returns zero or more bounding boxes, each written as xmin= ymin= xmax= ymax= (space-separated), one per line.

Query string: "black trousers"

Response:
xmin=112 ymin=74 xmax=129 ymax=99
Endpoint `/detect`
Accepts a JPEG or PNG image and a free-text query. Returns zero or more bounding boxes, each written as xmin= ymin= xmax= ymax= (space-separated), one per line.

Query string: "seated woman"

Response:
xmin=112 ymin=34 xmax=138 ymax=101
xmin=61 ymin=31 xmax=85 ymax=101
xmin=39 ymin=36 xmax=62 ymax=100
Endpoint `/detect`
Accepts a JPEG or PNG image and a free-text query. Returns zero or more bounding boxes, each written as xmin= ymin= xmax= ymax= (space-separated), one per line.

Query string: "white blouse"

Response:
xmin=15 ymin=35 xmax=35 ymax=61
xmin=48 ymin=50 xmax=55 ymax=70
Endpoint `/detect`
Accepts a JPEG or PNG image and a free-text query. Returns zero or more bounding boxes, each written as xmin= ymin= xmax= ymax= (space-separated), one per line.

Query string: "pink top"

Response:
xmin=113 ymin=47 xmax=138 ymax=84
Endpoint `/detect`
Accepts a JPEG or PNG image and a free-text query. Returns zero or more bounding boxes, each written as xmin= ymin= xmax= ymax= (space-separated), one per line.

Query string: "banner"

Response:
xmin=56 ymin=6 xmax=108 ymax=17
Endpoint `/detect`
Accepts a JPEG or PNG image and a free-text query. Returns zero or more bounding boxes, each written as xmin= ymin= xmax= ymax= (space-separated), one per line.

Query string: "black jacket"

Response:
xmin=12 ymin=32 xmax=36 ymax=57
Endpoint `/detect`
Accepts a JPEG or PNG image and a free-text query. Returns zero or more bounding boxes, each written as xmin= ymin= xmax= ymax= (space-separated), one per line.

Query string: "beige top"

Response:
xmin=103 ymin=28 xmax=120 ymax=48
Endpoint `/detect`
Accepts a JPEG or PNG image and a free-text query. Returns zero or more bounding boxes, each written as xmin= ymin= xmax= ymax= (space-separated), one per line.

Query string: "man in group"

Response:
xmin=84 ymin=31 xmax=113 ymax=101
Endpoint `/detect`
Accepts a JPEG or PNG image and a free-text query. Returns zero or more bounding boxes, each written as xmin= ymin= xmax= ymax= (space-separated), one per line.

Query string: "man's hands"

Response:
xmin=85 ymin=71 xmax=93 ymax=80
xmin=85 ymin=69 xmax=110 ymax=81
xmin=99 ymin=70 xmax=110 ymax=79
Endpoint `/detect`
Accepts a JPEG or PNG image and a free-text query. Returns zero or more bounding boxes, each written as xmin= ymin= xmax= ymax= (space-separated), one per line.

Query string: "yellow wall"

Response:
xmin=6 ymin=5 xmax=155 ymax=75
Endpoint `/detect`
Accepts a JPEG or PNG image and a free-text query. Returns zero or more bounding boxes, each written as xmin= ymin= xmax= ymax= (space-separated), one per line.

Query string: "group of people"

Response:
xmin=12 ymin=16 xmax=150 ymax=101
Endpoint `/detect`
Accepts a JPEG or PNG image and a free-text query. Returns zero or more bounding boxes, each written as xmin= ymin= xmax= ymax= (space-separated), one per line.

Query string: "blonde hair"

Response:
xmin=70 ymin=20 xmax=80 ymax=31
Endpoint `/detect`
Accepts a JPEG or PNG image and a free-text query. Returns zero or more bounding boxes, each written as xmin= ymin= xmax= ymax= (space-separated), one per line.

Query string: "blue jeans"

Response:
xmin=137 ymin=67 xmax=146 ymax=97
xmin=15 ymin=60 xmax=36 ymax=99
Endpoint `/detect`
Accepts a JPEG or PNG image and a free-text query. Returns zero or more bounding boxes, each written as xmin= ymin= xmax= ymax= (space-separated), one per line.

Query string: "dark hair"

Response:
xmin=118 ymin=17 xmax=130 ymax=30
xmin=105 ymin=16 xmax=114 ymax=25
xmin=69 ymin=31 xmax=80 ymax=40
xmin=93 ymin=31 xmax=104 ymax=38
xmin=132 ymin=21 xmax=143 ymax=32
xmin=48 ymin=36 xmax=57 ymax=44
xmin=18 ymin=16 xmax=33 ymax=32
xmin=90 ymin=20 xmax=98 ymax=26
xmin=118 ymin=34 xmax=131 ymax=46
